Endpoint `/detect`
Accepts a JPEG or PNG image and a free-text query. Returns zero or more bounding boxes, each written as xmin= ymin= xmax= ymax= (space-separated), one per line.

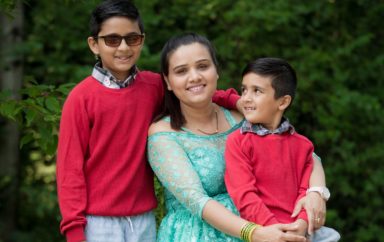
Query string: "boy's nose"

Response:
xmin=242 ymin=92 xmax=251 ymax=101
xmin=118 ymin=39 xmax=132 ymax=49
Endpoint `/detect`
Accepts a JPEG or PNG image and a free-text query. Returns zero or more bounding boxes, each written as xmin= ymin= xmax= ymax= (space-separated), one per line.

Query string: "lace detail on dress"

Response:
xmin=147 ymin=108 xmax=243 ymax=241
xmin=147 ymin=108 xmax=242 ymax=217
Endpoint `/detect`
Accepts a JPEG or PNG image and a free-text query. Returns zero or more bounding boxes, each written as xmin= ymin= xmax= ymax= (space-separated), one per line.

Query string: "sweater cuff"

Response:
xmin=212 ymin=88 xmax=240 ymax=110
xmin=226 ymin=89 xmax=240 ymax=110
xmin=66 ymin=226 xmax=85 ymax=242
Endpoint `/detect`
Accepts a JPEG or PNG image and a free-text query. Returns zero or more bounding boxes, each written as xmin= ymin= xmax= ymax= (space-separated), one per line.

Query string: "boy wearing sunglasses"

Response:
xmin=56 ymin=1 xmax=239 ymax=242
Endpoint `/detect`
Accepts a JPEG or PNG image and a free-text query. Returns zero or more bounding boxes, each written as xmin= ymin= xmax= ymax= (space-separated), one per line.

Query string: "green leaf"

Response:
xmin=56 ymin=83 xmax=76 ymax=95
xmin=0 ymin=100 xmax=22 ymax=120
xmin=25 ymin=108 xmax=38 ymax=126
xmin=20 ymin=133 xmax=35 ymax=149
xmin=45 ymin=97 xmax=61 ymax=113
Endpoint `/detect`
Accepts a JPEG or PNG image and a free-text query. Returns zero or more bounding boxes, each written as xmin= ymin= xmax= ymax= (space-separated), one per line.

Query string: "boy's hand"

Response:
xmin=295 ymin=219 xmax=308 ymax=237
xmin=286 ymin=219 xmax=308 ymax=237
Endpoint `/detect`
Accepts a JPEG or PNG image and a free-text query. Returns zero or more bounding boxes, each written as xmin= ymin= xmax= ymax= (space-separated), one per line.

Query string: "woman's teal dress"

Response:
xmin=147 ymin=108 xmax=243 ymax=242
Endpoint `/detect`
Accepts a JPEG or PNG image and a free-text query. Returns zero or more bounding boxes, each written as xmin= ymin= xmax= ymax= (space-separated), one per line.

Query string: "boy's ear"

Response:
xmin=87 ymin=36 xmax=99 ymax=55
xmin=163 ymin=75 xmax=172 ymax=91
xmin=278 ymin=95 xmax=292 ymax=111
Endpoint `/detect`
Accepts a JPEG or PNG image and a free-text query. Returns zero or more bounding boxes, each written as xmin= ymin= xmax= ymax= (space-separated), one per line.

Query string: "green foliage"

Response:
xmin=0 ymin=0 xmax=16 ymax=16
xmin=13 ymin=152 xmax=62 ymax=242
xmin=22 ymin=0 xmax=98 ymax=85
xmin=154 ymin=177 xmax=165 ymax=228
xmin=0 ymin=79 xmax=73 ymax=241
xmin=0 ymin=0 xmax=383 ymax=241
xmin=0 ymin=80 xmax=74 ymax=155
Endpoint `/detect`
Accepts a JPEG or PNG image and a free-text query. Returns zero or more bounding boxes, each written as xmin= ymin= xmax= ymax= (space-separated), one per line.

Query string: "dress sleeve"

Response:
xmin=212 ymin=88 xmax=240 ymax=110
xmin=224 ymin=133 xmax=279 ymax=225
xmin=147 ymin=134 xmax=211 ymax=218
xmin=56 ymin=91 xmax=89 ymax=241
xmin=312 ymin=152 xmax=321 ymax=162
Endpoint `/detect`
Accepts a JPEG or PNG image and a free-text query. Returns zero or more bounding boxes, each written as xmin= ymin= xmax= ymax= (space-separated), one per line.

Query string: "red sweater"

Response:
xmin=224 ymin=130 xmax=313 ymax=226
xmin=57 ymin=71 xmax=240 ymax=242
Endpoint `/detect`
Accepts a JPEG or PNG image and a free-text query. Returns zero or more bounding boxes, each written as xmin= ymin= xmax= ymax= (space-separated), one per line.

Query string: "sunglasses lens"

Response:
xmin=125 ymin=35 xmax=143 ymax=46
xmin=104 ymin=36 xmax=122 ymax=47
xmin=98 ymin=34 xmax=143 ymax=47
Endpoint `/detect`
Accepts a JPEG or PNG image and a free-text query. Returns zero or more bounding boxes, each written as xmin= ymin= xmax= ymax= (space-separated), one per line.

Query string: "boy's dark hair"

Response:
xmin=89 ymin=0 xmax=144 ymax=37
xmin=242 ymin=57 xmax=297 ymax=102
xmin=157 ymin=33 xmax=219 ymax=130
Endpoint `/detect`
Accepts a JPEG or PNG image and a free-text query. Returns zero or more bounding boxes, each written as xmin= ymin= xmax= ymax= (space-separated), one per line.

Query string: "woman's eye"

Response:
xmin=198 ymin=64 xmax=208 ymax=70
xmin=175 ymin=68 xmax=187 ymax=74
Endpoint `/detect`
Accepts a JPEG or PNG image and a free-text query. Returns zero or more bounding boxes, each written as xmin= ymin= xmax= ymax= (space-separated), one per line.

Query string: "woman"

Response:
xmin=147 ymin=33 xmax=327 ymax=242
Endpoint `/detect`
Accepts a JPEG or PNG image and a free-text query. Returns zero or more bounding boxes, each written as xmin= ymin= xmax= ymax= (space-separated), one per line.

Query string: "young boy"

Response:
xmin=224 ymin=57 xmax=340 ymax=241
xmin=56 ymin=1 xmax=239 ymax=242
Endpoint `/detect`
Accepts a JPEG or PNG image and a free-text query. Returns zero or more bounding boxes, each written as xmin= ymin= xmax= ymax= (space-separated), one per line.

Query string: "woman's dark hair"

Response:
xmin=242 ymin=57 xmax=297 ymax=102
xmin=89 ymin=0 xmax=144 ymax=37
xmin=156 ymin=33 xmax=219 ymax=130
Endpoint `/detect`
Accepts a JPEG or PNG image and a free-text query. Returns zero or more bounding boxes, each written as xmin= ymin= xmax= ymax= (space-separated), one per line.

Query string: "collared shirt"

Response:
xmin=240 ymin=117 xmax=295 ymax=136
xmin=92 ymin=62 xmax=138 ymax=89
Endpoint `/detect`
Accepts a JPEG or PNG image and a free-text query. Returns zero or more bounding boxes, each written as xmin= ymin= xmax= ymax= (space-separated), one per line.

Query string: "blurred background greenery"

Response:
xmin=0 ymin=0 xmax=383 ymax=241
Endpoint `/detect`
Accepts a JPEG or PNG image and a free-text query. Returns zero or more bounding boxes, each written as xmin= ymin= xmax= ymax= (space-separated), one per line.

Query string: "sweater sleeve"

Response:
xmin=56 ymin=91 xmax=90 ymax=242
xmin=212 ymin=88 xmax=240 ymax=110
xmin=295 ymin=145 xmax=314 ymax=223
xmin=224 ymin=133 xmax=279 ymax=225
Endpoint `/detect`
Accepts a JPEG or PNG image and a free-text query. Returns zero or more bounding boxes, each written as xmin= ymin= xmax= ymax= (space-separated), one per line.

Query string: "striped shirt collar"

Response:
xmin=91 ymin=62 xmax=138 ymax=89
xmin=240 ymin=117 xmax=295 ymax=136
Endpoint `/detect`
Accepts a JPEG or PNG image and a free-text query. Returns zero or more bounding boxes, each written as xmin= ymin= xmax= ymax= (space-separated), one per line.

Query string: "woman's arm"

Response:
xmin=147 ymin=130 xmax=211 ymax=216
xmin=203 ymin=200 xmax=306 ymax=242
xmin=292 ymin=155 xmax=327 ymax=234
xmin=309 ymin=154 xmax=326 ymax=187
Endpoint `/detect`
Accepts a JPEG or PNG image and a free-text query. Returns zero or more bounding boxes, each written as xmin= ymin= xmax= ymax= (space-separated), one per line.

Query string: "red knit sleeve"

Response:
xmin=212 ymin=88 xmax=240 ymax=110
xmin=56 ymin=87 xmax=90 ymax=242
xmin=224 ymin=133 xmax=279 ymax=226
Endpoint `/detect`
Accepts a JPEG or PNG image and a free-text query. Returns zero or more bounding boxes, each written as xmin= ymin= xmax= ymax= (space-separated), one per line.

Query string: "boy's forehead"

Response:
xmin=242 ymin=73 xmax=273 ymax=86
xmin=100 ymin=17 xmax=141 ymax=34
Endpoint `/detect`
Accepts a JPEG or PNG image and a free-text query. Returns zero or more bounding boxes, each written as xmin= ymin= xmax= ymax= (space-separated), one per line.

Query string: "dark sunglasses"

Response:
xmin=95 ymin=33 xmax=145 ymax=47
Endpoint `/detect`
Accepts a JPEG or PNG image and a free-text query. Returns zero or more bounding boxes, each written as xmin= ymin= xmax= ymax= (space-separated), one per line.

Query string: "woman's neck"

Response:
xmin=181 ymin=103 xmax=219 ymax=135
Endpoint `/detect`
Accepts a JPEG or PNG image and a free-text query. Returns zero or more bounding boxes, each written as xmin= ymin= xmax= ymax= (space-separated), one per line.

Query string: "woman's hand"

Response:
xmin=251 ymin=223 xmax=306 ymax=242
xmin=291 ymin=192 xmax=326 ymax=234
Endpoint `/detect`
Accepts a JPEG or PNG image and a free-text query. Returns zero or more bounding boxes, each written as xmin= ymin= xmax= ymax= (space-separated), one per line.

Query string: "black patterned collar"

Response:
xmin=240 ymin=117 xmax=295 ymax=136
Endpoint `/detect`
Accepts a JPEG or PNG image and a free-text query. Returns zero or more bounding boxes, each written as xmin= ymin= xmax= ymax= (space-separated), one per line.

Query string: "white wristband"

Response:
xmin=306 ymin=186 xmax=330 ymax=201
